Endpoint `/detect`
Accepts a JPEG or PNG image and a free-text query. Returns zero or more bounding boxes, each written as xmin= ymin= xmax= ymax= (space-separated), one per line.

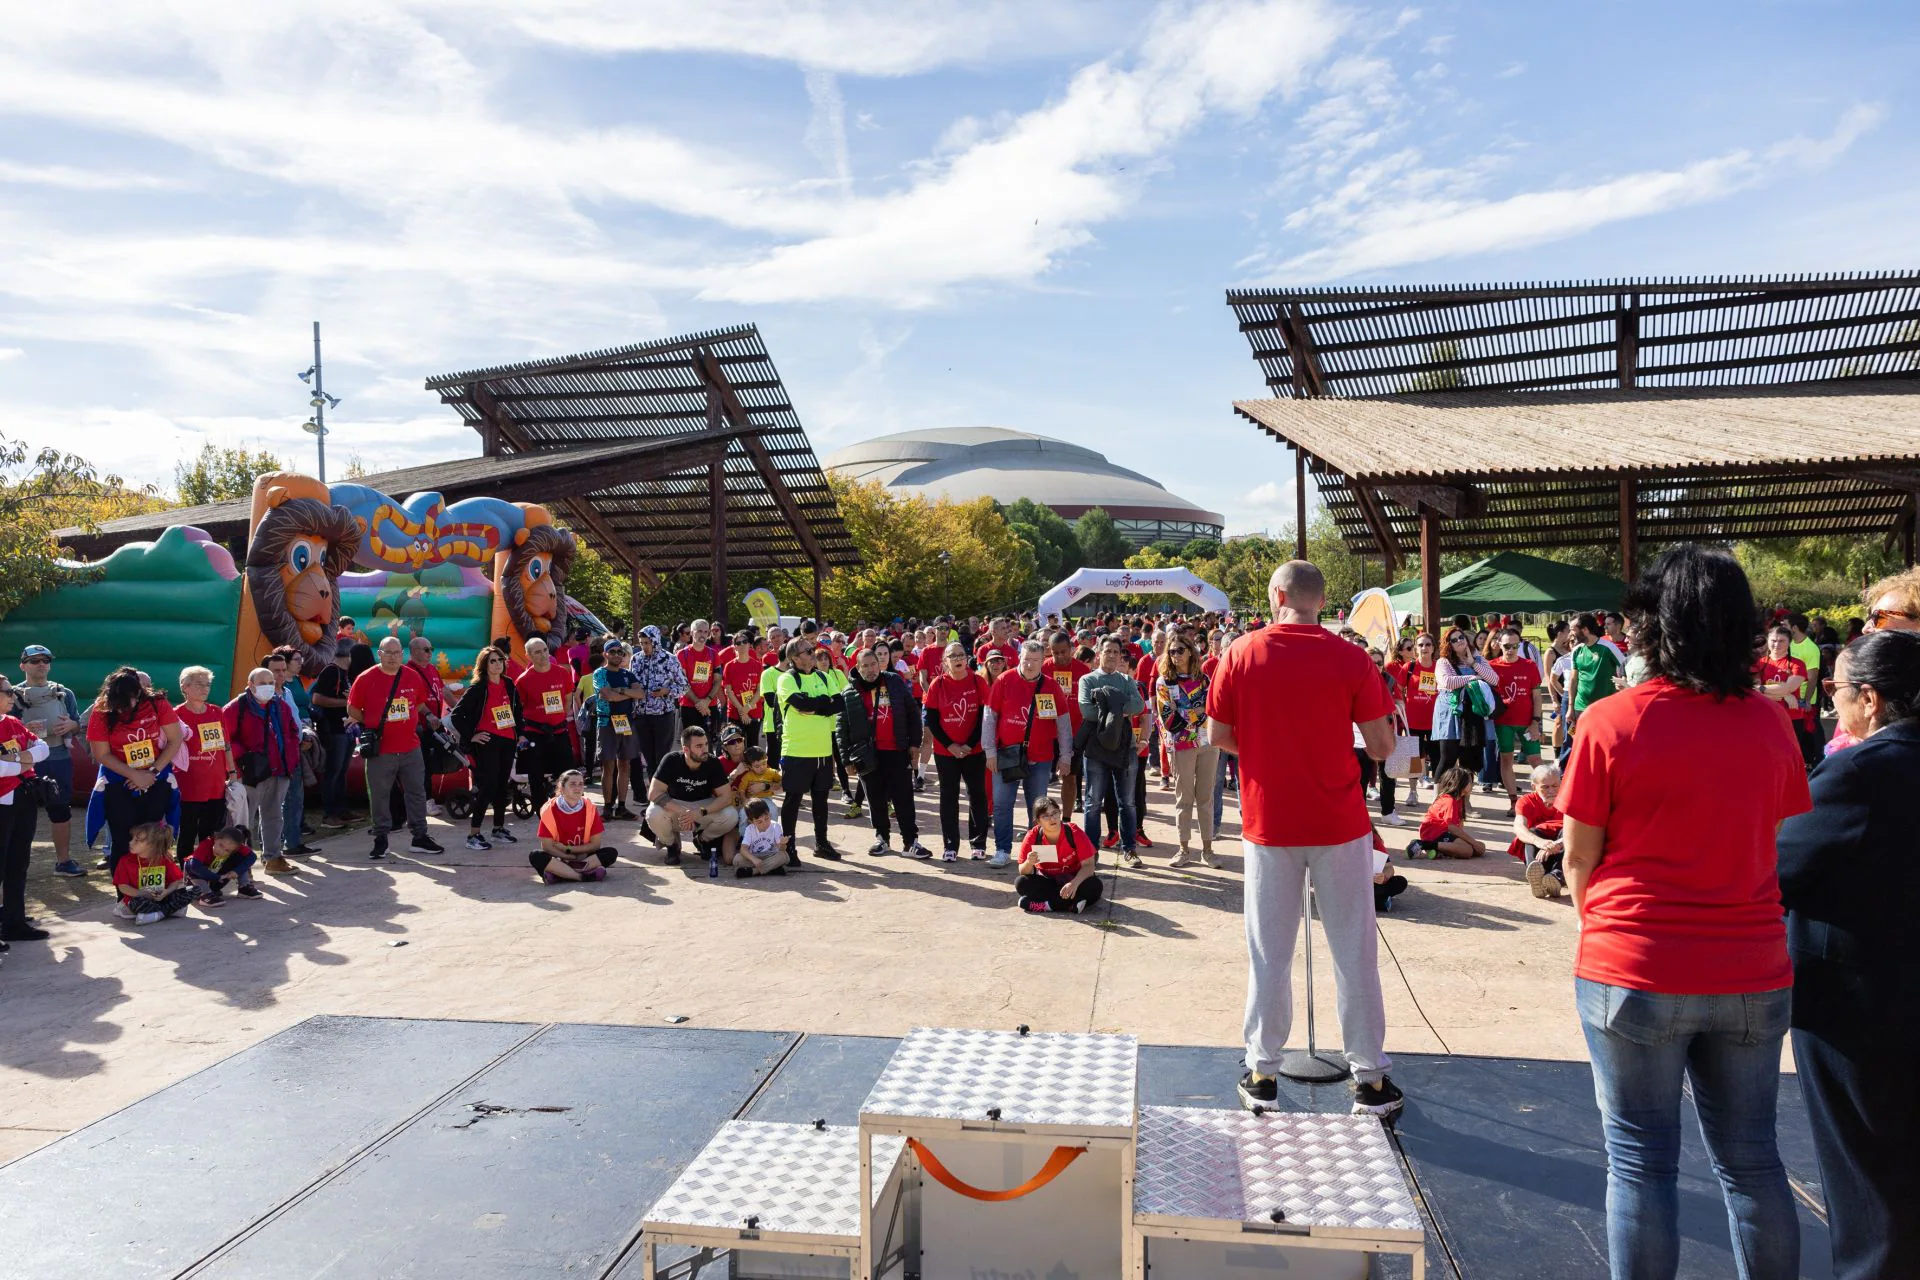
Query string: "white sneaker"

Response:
xmin=988 ymin=852 xmax=1012 ymax=869
xmin=134 ymin=911 xmax=164 ymax=926
xmin=942 ymin=848 xmax=959 ymax=862
xmin=113 ymin=900 xmax=135 ymax=920
xmin=1379 ymin=811 xmax=1407 ymax=826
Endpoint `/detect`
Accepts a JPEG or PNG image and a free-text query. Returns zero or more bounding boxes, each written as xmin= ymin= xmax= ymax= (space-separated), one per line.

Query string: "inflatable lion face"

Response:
xmin=501 ymin=523 xmax=575 ymax=641
xmin=246 ymin=495 xmax=362 ymax=677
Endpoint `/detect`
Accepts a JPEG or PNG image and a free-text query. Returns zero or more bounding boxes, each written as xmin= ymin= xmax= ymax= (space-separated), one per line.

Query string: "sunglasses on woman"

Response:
xmin=1869 ymin=608 xmax=1919 ymax=628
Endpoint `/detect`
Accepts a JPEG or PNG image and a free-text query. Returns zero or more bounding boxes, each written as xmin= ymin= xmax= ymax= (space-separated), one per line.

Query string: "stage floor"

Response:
xmin=0 ymin=1016 xmax=1832 ymax=1279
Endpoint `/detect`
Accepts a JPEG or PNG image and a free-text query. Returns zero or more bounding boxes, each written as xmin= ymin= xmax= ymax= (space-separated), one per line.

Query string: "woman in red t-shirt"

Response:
xmin=174 ymin=665 xmax=235 ymax=853
xmin=86 ymin=667 xmax=186 ymax=865
xmin=1753 ymin=624 xmax=1809 ymax=722
xmin=923 ymin=644 xmax=992 ymax=861
xmin=451 ymin=647 xmax=523 ymax=851
xmin=1560 ymin=545 xmax=1809 ymax=1275
xmin=532 ymin=769 xmax=613 ymax=883
xmin=1400 ymin=635 xmax=1441 ymax=796
xmin=1014 ymin=796 xmax=1102 ymax=915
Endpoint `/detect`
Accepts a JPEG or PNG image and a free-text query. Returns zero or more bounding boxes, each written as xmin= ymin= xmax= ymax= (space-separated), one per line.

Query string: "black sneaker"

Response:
xmin=490 ymin=826 xmax=518 ymax=844
xmin=868 ymin=839 xmax=890 ymax=856
xmin=735 ymin=865 xmax=754 ymax=879
xmin=237 ymin=883 xmax=263 ymax=899
xmin=369 ymin=838 xmax=389 ymax=860
xmin=1352 ymin=1076 xmax=1405 ymax=1118
xmin=911 ymin=773 xmax=927 ymax=792
xmin=1237 ymin=1070 xmax=1279 ymax=1113
xmin=287 ymin=843 xmax=321 ymax=856
xmin=663 ymin=844 xmax=682 ymax=866
xmin=767 ymin=864 xmax=787 ymax=876
xmin=410 ymin=834 xmax=444 ymax=855
xmin=816 ymin=842 xmax=842 ymax=862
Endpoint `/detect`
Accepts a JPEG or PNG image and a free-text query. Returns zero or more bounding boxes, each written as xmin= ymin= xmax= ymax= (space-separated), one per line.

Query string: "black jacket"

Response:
xmin=1777 ymin=719 xmax=1920 ymax=1055
xmin=837 ymin=670 xmax=923 ymax=771
xmin=450 ymin=677 xmax=524 ymax=746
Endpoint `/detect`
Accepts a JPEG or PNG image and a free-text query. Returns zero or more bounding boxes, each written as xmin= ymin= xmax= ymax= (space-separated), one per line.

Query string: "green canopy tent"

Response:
xmin=1380 ymin=551 xmax=1624 ymax=619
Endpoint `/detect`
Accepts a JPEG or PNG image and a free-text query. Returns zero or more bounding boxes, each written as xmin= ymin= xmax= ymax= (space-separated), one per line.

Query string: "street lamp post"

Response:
xmin=297 ymin=321 xmax=340 ymax=483
xmin=939 ymin=549 xmax=952 ymax=617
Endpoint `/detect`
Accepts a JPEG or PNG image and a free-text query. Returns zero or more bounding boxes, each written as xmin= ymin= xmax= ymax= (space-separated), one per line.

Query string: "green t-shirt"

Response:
xmin=1789 ymin=636 xmax=1821 ymax=704
xmin=1571 ymin=642 xmax=1620 ymax=711
xmin=775 ymin=667 xmax=841 ymax=760
xmin=758 ymin=663 xmax=783 ymax=730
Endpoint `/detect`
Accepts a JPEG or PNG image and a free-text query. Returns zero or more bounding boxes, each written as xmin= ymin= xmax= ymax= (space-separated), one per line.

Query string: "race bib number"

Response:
xmin=541 ymin=690 xmax=565 ymax=715
xmin=138 ymin=863 xmax=166 ymax=892
xmin=610 ymin=714 xmax=632 ymax=736
xmin=490 ymin=703 xmax=516 ymax=731
xmin=122 ymin=739 xmax=156 ymax=768
xmin=385 ymin=697 xmax=412 ymax=723
xmin=0 ymin=738 xmax=17 ymax=755
xmin=875 ymin=691 xmax=890 ymax=713
xmin=1418 ymin=671 xmax=1437 ymax=695
xmin=1034 ymin=693 xmax=1058 ymax=719
xmin=197 ymin=721 xmax=226 ymax=752
xmin=692 ymin=661 xmax=711 ymax=683
xmin=1054 ymin=672 xmax=1073 ymax=693
xmin=742 ymin=689 xmax=759 ymax=708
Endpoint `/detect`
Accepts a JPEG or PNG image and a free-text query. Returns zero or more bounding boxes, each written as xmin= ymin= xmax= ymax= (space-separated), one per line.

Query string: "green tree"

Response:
xmin=0 ymin=435 xmax=159 ymax=619
xmin=1404 ymin=340 xmax=1468 ymax=392
xmin=1074 ymin=507 xmax=1132 ymax=567
xmin=1181 ymin=537 xmax=1221 ymax=561
xmin=815 ymin=476 xmax=1034 ymax=622
xmin=1003 ymin=497 xmax=1081 ymax=590
xmin=175 ymin=442 xmax=284 ymax=505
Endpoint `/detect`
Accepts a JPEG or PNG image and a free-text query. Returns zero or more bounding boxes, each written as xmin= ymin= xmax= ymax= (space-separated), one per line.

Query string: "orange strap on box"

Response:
xmin=905 ymin=1138 xmax=1085 ymax=1202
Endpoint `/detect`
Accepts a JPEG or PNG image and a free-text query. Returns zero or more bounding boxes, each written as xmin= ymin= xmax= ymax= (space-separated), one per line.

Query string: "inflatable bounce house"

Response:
xmin=0 ymin=472 xmax=581 ymax=703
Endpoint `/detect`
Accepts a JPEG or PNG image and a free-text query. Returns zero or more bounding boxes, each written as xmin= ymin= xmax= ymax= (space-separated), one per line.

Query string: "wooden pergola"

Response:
xmin=1226 ymin=274 xmax=1920 ymax=623
xmin=425 ymin=324 xmax=858 ymax=624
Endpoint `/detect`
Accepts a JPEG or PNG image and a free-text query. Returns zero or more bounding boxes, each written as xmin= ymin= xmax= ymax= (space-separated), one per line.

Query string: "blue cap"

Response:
xmin=19 ymin=645 xmax=52 ymax=661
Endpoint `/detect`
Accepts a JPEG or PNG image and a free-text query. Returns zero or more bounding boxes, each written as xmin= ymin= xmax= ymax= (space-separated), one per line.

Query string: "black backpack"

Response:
xmin=1086 ymin=688 xmax=1132 ymax=766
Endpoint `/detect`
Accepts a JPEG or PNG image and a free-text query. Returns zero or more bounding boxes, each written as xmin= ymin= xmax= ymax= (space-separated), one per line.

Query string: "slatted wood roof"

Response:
xmin=424 ymin=324 xmax=858 ymax=579
xmin=1225 ymin=275 xmax=1920 ymax=564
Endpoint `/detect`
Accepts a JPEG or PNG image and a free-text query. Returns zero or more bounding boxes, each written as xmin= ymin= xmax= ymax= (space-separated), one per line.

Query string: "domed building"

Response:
xmin=823 ymin=427 xmax=1223 ymax=549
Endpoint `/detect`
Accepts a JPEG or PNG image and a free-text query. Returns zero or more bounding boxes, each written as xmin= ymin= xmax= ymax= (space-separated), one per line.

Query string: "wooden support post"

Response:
xmin=1908 ymin=495 xmax=1919 ymax=568
xmin=1419 ymin=508 xmax=1442 ymax=632
xmin=1619 ymin=477 xmax=1639 ymax=582
xmin=709 ymin=460 xmax=729 ymax=628
xmin=1294 ymin=447 xmax=1308 ymax=561
xmin=629 ymin=569 xmax=642 ymax=635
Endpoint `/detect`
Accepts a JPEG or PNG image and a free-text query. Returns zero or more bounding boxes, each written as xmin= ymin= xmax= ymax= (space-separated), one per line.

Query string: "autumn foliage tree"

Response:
xmin=0 ymin=433 xmax=162 ymax=619
xmin=814 ymin=475 xmax=1034 ymax=622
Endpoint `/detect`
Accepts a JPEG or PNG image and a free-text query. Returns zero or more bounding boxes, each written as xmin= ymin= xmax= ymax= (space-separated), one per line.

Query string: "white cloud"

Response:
xmin=0 ymin=347 xmax=21 ymax=361
xmin=803 ymin=69 xmax=854 ymax=190
xmin=1243 ymin=480 xmax=1291 ymax=505
xmin=0 ymin=161 xmax=182 ymax=191
xmin=1266 ymin=105 xmax=1884 ymax=281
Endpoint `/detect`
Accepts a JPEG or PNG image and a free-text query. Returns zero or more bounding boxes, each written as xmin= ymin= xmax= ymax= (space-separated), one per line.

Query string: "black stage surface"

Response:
xmin=0 ymin=1016 xmax=1832 ymax=1278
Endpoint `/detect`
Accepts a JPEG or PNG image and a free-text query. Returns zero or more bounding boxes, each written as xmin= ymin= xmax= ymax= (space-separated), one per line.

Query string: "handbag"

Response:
xmin=1384 ymin=722 xmax=1420 ymax=778
xmin=994 ymin=679 xmax=1042 ymax=774
xmin=238 ymin=751 xmax=272 ymax=787
xmin=357 ymin=668 xmax=407 ymax=759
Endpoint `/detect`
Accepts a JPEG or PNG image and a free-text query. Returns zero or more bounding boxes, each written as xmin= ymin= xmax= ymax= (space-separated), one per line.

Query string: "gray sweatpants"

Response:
xmin=1243 ymin=834 xmax=1391 ymax=1085
xmin=244 ymin=775 xmax=290 ymax=860
xmin=365 ymin=747 xmax=429 ymax=841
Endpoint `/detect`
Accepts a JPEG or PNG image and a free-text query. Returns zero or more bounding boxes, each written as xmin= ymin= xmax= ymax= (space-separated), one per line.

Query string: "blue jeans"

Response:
xmin=991 ymin=759 xmax=1053 ymax=857
xmin=281 ymin=765 xmax=306 ymax=852
xmin=1576 ymin=977 xmax=1797 ymax=1280
xmin=1082 ymin=755 xmax=1136 ymax=852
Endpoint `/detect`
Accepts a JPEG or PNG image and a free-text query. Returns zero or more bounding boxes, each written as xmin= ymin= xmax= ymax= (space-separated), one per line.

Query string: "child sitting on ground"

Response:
xmin=729 ymin=745 xmax=782 ymax=823
xmin=531 ymin=769 xmax=616 ymax=884
xmin=734 ymin=798 xmax=788 ymax=878
xmin=1408 ymin=767 xmax=1485 ymax=859
xmin=1371 ymin=828 xmax=1407 ymax=912
xmin=1016 ymin=797 xmax=1104 ymax=915
xmin=1506 ymin=761 xmax=1567 ymax=898
xmin=113 ymin=822 xmax=194 ymax=924
xmin=184 ymin=823 xmax=262 ymax=906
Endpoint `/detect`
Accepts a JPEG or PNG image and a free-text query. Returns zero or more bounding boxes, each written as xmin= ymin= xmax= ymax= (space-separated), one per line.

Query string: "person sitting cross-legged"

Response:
xmin=183 ymin=823 xmax=263 ymax=906
xmin=1508 ymin=761 xmax=1568 ymax=898
xmin=733 ymin=798 xmax=789 ymax=878
xmin=531 ymin=769 xmax=616 ymax=884
xmin=644 ymin=725 xmax=739 ymax=866
xmin=1014 ymin=796 xmax=1104 ymax=916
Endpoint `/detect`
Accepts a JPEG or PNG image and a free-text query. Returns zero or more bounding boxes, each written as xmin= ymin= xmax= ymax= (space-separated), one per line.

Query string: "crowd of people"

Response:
xmin=2 ymin=555 xmax=1917 ymax=1279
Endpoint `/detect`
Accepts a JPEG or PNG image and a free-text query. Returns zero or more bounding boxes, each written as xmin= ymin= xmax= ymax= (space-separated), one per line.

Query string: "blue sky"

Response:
xmin=1 ymin=0 xmax=1915 ymax=534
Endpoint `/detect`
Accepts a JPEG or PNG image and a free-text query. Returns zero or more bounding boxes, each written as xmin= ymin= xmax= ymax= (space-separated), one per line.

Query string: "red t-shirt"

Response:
xmin=348 ymin=664 xmax=432 ymax=754
xmin=974 ymin=640 xmax=1020 ymax=670
xmin=988 ymin=671 xmax=1063 ymax=764
xmin=861 ymin=683 xmax=901 ymax=752
xmin=0 ymin=713 xmax=39 ymax=802
xmin=1752 ymin=656 xmax=1810 ymax=721
xmin=1385 ymin=660 xmax=1411 ymax=697
xmin=1206 ymin=624 xmax=1393 ymax=847
xmin=408 ymin=661 xmax=446 ymax=716
xmin=678 ymin=645 xmax=720 ymax=705
xmin=1401 ymin=661 xmax=1439 ymax=731
xmin=925 ymin=672 xmax=990 ymax=758
xmin=86 ymin=695 xmax=181 ymax=772
xmin=1041 ymin=657 xmax=1091 ymax=730
xmin=1019 ymin=822 xmax=1095 ymax=878
xmin=1488 ymin=659 xmax=1543 ymax=728
xmin=481 ymin=681 xmax=517 ymax=735
xmin=537 ymin=797 xmax=605 ymax=848
xmin=1418 ymin=793 xmax=1465 ymax=842
xmin=1557 ymin=680 xmax=1810 ymax=995
xmin=516 ymin=663 xmax=575 ymax=728
xmin=914 ymin=645 xmax=945 ymax=691
xmin=174 ymin=703 xmax=231 ymax=803
xmin=720 ymin=656 xmax=765 ymax=720
xmin=1506 ymin=790 xmax=1564 ymax=860
xmin=114 ymin=852 xmax=182 ymax=897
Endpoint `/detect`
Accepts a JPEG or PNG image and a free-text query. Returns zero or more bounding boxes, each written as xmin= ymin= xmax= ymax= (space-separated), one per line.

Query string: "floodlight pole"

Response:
xmin=311 ymin=322 xmax=328 ymax=483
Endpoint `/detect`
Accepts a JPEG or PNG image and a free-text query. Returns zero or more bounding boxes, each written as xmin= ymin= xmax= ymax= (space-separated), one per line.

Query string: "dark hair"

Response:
xmin=95 ymin=666 xmax=156 ymax=730
xmin=1840 ymin=629 xmax=1920 ymax=725
xmin=744 ymin=798 xmax=772 ymax=821
xmin=1573 ymin=612 xmax=1600 ymax=635
xmin=742 ymin=745 xmax=765 ymax=765
xmin=1436 ymin=766 xmax=1474 ymax=799
xmin=471 ymin=647 xmax=506 ymax=686
xmin=680 ymin=724 xmax=708 ymax=745
xmin=1623 ymin=544 xmax=1757 ymax=698
xmin=215 ymin=823 xmax=252 ymax=846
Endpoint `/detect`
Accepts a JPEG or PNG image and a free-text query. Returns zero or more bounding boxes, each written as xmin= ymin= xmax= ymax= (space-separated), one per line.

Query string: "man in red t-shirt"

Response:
xmin=515 ymin=636 xmax=579 ymax=811
xmin=1206 ymin=561 xmax=1401 ymax=1118
xmin=1488 ymin=628 xmax=1545 ymax=805
xmin=1042 ymin=629 xmax=1090 ymax=815
xmin=406 ymin=635 xmax=447 ymax=716
xmin=982 ymin=639 xmax=1072 ymax=867
xmin=718 ymin=632 xmax=765 ymax=751
xmin=348 ymin=636 xmax=441 ymax=860
xmin=973 ymin=617 xmax=1020 ymax=672
xmin=677 ymin=619 xmax=722 ymax=739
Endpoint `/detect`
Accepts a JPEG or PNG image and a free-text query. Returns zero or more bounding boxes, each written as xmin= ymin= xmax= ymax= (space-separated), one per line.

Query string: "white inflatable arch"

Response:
xmin=1036 ymin=567 xmax=1230 ymax=619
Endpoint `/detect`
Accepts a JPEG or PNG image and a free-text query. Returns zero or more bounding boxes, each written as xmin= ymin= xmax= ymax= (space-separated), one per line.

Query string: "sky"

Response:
xmin=2 ymin=0 xmax=1916 ymax=535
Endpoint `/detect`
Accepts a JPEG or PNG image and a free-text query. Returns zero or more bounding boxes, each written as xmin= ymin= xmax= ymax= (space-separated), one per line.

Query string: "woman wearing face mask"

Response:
xmin=222 ymin=666 xmax=305 ymax=873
